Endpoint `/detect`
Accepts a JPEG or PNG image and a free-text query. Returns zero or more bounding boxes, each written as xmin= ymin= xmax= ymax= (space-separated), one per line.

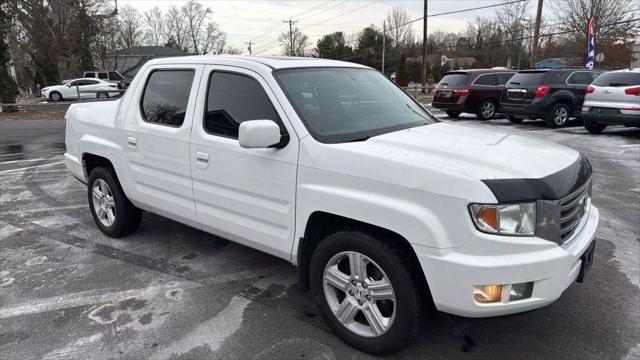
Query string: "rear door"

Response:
xmin=190 ymin=65 xmax=299 ymax=259
xmin=124 ymin=65 xmax=203 ymax=225
xmin=80 ymin=79 xmax=102 ymax=98
xmin=502 ymin=71 xmax=547 ymax=106
xmin=566 ymin=71 xmax=597 ymax=109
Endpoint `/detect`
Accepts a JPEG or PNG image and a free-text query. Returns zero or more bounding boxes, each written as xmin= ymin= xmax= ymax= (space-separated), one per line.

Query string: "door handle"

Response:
xmin=127 ymin=136 xmax=137 ymax=151
xmin=196 ymin=152 xmax=209 ymax=162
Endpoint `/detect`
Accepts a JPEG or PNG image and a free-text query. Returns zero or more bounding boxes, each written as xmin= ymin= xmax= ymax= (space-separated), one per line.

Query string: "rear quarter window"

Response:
xmin=592 ymin=72 xmax=640 ymax=87
xmin=439 ymin=73 xmax=469 ymax=86
xmin=507 ymin=72 xmax=546 ymax=86
xmin=473 ymin=74 xmax=496 ymax=86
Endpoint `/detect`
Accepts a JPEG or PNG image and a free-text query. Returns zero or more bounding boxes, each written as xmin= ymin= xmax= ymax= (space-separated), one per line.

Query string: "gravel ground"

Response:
xmin=0 ymin=111 xmax=638 ymax=360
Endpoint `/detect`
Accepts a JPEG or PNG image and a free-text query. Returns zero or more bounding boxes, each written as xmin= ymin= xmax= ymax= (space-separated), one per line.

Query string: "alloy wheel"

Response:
xmin=554 ymin=106 xmax=569 ymax=125
xmin=323 ymin=251 xmax=396 ymax=338
xmin=91 ymin=179 xmax=116 ymax=227
xmin=481 ymin=102 xmax=495 ymax=118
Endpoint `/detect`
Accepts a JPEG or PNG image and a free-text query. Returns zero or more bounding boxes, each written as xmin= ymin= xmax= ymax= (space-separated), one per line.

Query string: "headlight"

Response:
xmin=469 ymin=203 xmax=536 ymax=236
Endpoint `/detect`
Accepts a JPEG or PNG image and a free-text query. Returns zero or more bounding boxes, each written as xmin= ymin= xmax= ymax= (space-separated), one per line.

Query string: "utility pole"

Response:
xmin=421 ymin=0 xmax=428 ymax=93
xmin=530 ymin=0 xmax=544 ymax=68
xmin=283 ymin=19 xmax=298 ymax=56
xmin=382 ymin=21 xmax=386 ymax=74
xmin=245 ymin=41 xmax=254 ymax=55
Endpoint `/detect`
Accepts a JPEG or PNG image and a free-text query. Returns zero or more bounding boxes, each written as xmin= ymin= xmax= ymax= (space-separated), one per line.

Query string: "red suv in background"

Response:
xmin=432 ymin=69 xmax=516 ymax=120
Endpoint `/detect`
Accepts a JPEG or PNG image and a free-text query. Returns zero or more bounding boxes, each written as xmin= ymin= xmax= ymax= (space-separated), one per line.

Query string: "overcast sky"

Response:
xmin=119 ymin=0 xmax=552 ymax=55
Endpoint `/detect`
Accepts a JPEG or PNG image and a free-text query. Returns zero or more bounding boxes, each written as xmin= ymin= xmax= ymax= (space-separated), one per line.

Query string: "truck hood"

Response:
xmin=348 ymin=122 xmax=579 ymax=180
xmin=301 ymin=122 xmax=583 ymax=201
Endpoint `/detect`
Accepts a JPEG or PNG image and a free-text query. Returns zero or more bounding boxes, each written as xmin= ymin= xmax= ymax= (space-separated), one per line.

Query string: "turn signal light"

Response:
xmin=586 ymin=85 xmax=595 ymax=94
xmin=535 ymin=85 xmax=550 ymax=98
xmin=473 ymin=285 xmax=503 ymax=303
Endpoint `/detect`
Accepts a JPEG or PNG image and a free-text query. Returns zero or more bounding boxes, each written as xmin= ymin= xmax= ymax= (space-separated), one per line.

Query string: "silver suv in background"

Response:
xmin=581 ymin=69 xmax=640 ymax=133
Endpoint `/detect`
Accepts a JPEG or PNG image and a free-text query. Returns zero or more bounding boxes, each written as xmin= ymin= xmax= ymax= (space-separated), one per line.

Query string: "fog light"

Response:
xmin=473 ymin=285 xmax=503 ymax=303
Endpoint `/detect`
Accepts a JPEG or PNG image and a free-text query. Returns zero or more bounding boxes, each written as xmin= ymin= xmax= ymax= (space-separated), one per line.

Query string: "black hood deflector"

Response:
xmin=482 ymin=153 xmax=592 ymax=202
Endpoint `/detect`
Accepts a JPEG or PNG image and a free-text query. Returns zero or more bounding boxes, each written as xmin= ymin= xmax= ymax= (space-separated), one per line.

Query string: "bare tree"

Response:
xmin=279 ymin=26 xmax=310 ymax=56
xmin=552 ymin=0 xmax=638 ymax=67
xmin=117 ymin=5 xmax=143 ymax=48
xmin=182 ymin=0 xmax=210 ymax=54
xmin=495 ymin=0 xmax=530 ymax=68
xmin=385 ymin=6 xmax=415 ymax=48
xmin=164 ymin=5 xmax=187 ymax=50
xmin=143 ymin=7 xmax=165 ymax=46
xmin=202 ymin=23 xmax=226 ymax=54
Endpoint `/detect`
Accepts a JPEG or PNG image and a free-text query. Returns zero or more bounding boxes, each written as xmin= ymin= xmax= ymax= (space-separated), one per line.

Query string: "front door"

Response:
xmin=190 ymin=65 xmax=299 ymax=259
xmin=125 ymin=65 xmax=203 ymax=225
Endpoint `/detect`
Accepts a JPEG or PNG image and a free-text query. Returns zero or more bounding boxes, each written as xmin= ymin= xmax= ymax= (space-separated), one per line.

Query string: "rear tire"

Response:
xmin=584 ymin=118 xmax=607 ymax=134
xmin=445 ymin=111 xmax=460 ymax=118
xmin=87 ymin=167 xmax=141 ymax=237
xmin=546 ymin=103 xmax=571 ymax=128
xmin=97 ymin=92 xmax=109 ymax=99
xmin=310 ymin=230 xmax=422 ymax=355
xmin=506 ymin=115 xmax=524 ymax=124
xmin=476 ymin=99 xmax=496 ymax=120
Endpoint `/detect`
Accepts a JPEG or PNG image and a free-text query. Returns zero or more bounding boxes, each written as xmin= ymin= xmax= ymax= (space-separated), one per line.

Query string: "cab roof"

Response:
xmin=146 ymin=55 xmax=370 ymax=70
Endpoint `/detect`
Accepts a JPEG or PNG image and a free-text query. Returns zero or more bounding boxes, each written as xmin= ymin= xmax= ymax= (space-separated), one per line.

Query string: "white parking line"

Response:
xmin=0 ymin=161 xmax=64 ymax=173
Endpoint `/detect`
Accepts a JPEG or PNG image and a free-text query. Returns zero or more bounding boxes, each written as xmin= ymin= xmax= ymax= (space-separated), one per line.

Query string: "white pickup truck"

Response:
xmin=64 ymin=56 xmax=599 ymax=354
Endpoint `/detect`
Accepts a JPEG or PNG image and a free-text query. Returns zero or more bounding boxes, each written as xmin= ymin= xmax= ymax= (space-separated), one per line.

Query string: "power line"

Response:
xmin=295 ymin=0 xmax=350 ymax=21
xmin=328 ymin=17 xmax=640 ymax=62
xmin=301 ymin=0 xmax=383 ymax=29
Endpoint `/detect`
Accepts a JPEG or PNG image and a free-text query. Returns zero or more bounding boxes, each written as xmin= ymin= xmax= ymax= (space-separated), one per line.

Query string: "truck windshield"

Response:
xmin=274 ymin=67 xmax=435 ymax=143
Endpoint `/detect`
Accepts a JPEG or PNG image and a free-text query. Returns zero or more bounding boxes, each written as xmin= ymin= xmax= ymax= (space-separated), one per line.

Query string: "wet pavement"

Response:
xmin=1 ymin=114 xmax=639 ymax=359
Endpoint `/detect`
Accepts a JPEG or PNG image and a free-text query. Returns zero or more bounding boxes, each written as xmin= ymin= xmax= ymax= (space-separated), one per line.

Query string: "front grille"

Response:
xmin=558 ymin=180 xmax=591 ymax=242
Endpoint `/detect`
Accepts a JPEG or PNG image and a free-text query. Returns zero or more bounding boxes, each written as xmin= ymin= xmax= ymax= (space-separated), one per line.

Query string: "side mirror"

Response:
xmin=66 ymin=83 xmax=72 ymax=87
xmin=238 ymin=120 xmax=282 ymax=149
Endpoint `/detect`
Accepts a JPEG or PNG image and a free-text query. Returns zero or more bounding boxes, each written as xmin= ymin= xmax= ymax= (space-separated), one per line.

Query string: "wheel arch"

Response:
xmin=81 ymin=152 xmax=135 ymax=202
xmin=296 ymin=211 xmax=431 ymax=301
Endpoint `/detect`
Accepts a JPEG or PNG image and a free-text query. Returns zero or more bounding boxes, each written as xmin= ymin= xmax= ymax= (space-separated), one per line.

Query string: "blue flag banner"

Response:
xmin=586 ymin=18 xmax=595 ymax=69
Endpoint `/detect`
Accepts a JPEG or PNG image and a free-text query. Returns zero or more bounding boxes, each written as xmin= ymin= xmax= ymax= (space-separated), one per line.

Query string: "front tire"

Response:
xmin=49 ymin=91 xmax=62 ymax=102
xmin=584 ymin=117 xmax=607 ymax=134
xmin=88 ymin=167 xmax=141 ymax=237
xmin=310 ymin=230 xmax=422 ymax=355
xmin=476 ymin=99 xmax=496 ymax=120
xmin=546 ymin=103 xmax=571 ymax=128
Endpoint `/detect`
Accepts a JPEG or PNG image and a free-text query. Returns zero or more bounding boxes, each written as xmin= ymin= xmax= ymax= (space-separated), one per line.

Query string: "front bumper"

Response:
xmin=415 ymin=205 xmax=599 ymax=317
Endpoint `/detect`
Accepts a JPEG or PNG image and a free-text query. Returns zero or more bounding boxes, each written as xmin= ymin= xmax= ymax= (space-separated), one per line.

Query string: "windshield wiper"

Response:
xmin=509 ymin=81 xmax=521 ymax=85
xmin=406 ymin=103 xmax=431 ymax=122
xmin=346 ymin=136 xmax=370 ymax=142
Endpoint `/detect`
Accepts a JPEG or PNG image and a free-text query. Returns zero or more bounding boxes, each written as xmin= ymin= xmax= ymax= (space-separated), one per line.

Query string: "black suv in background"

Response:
xmin=433 ymin=69 xmax=516 ymax=120
xmin=500 ymin=68 xmax=601 ymax=127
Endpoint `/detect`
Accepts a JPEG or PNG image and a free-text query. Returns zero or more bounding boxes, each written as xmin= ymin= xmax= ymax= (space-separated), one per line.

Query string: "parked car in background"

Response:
xmin=64 ymin=56 xmax=599 ymax=354
xmin=433 ymin=69 xmax=516 ymax=120
xmin=500 ymin=68 xmax=601 ymax=127
xmin=83 ymin=70 xmax=128 ymax=88
xmin=581 ymin=69 xmax=640 ymax=133
xmin=42 ymin=78 xmax=119 ymax=101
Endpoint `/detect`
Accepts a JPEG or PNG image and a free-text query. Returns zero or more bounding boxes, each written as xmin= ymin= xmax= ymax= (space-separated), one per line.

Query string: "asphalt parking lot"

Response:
xmin=1 ymin=110 xmax=639 ymax=360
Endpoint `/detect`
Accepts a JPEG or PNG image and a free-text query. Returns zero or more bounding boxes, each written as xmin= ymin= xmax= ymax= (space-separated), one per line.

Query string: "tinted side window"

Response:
xmin=141 ymin=70 xmax=194 ymax=127
xmin=85 ymin=80 xmax=99 ymax=85
xmin=98 ymin=72 xmax=109 ymax=80
xmin=567 ymin=72 xmax=591 ymax=85
xmin=68 ymin=80 xmax=81 ymax=86
xmin=84 ymin=73 xmax=96 ymax=78
xmin=474 ymin=74 xmax=496 ymax=86
xmin=109 ymin=72 xmax=124 ymax=80
xmin=204 ymin=72 xmax=280 ymax=138
xmin=497 ymin=72 xmax=515 ymax=85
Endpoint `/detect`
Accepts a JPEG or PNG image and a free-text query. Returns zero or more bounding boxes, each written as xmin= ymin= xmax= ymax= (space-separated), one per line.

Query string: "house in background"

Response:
xmin=103 ymin=46 xmax=190 ymax=81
